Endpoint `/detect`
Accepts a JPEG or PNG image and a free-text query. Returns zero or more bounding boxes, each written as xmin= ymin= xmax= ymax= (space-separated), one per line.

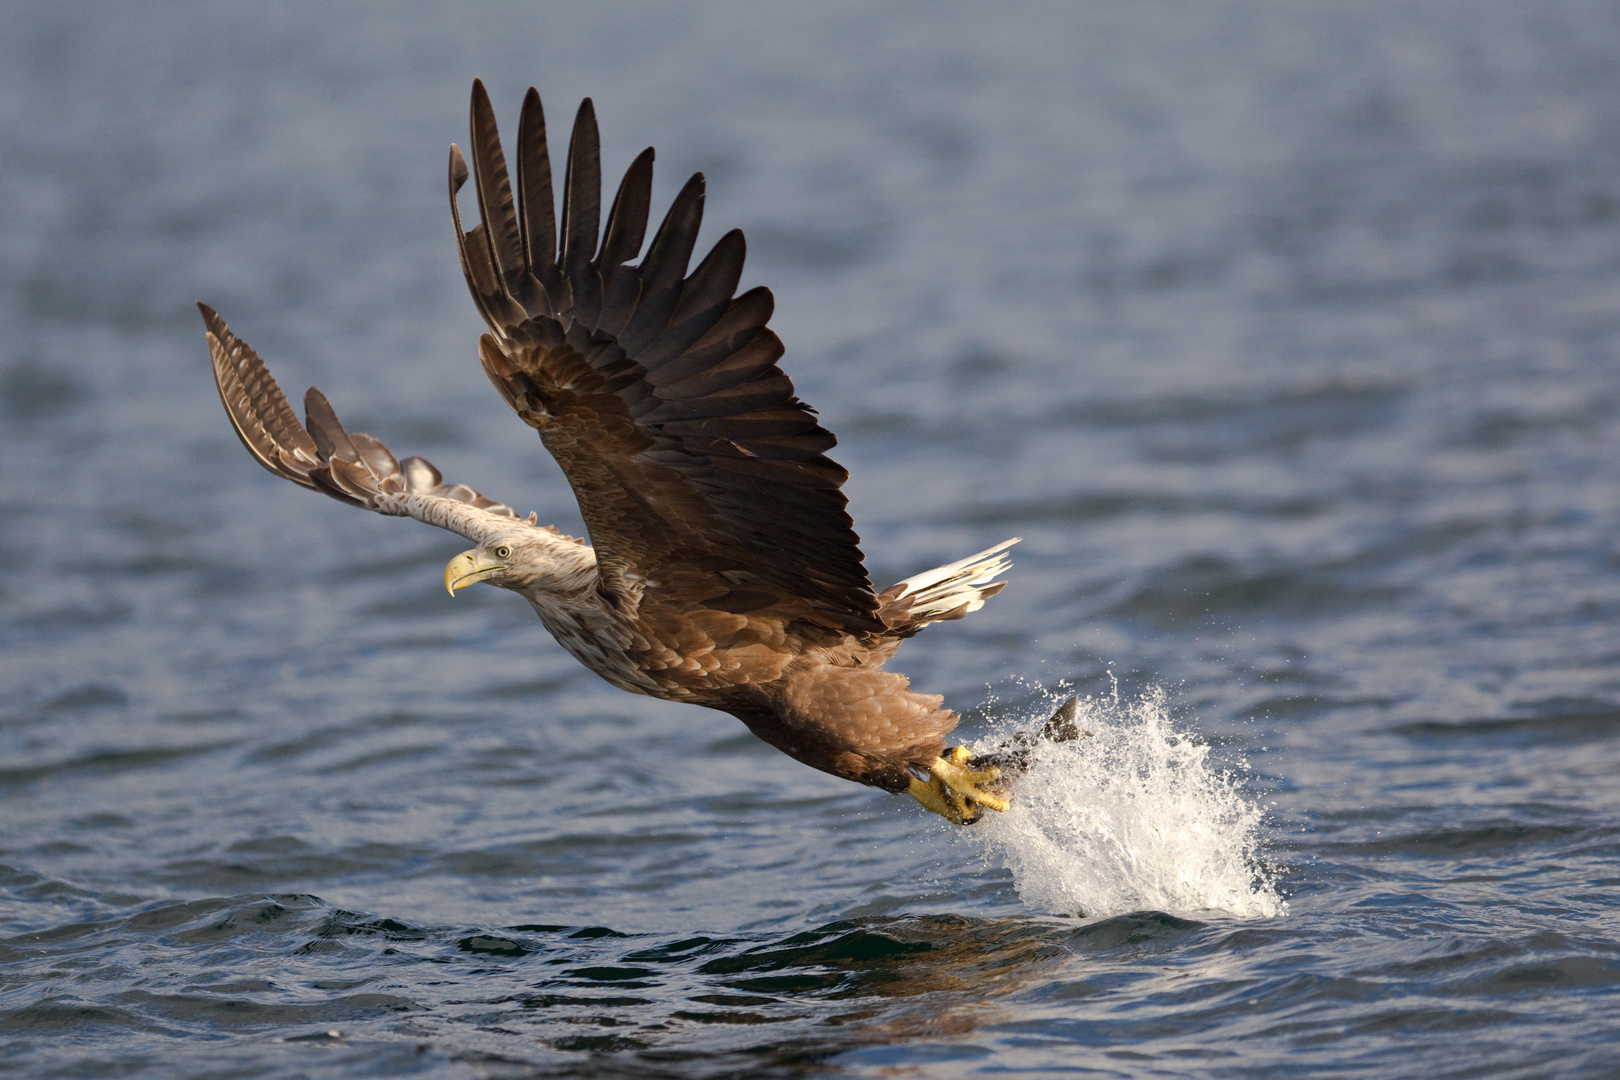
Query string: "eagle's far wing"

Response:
xmin=451 ymin=80 xmax=882 ymax=634
xmin=202 ymin=302 xmax=549 ymax=546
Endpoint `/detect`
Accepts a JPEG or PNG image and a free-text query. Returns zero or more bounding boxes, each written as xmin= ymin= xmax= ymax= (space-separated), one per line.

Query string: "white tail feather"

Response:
xmin=888 ymin=537 xmax=1020 ymax=625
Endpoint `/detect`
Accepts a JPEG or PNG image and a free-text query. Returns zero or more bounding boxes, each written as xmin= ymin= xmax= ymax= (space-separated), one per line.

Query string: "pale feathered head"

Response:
xmin=444 ymin=526 xmax=593 ymax=595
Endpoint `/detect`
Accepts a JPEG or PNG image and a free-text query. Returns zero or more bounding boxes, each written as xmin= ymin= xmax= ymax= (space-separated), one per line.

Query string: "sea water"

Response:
xmin=5 ymin=3 xmax=1620 ymax=1077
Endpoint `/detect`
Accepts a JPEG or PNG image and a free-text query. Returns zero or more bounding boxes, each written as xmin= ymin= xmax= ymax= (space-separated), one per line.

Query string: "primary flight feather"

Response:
xmin=203 ymin=79 xmax=1024 ymax=823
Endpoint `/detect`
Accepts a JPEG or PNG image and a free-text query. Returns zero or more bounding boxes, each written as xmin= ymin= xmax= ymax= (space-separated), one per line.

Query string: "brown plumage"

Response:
xmin=203 ymin=80 xmax=1020 ymax=821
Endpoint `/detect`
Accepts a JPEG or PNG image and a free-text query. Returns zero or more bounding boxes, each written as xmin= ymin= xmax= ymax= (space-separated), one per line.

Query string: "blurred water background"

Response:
xmin=4 ymin=2 xmax=1620 ymax=1076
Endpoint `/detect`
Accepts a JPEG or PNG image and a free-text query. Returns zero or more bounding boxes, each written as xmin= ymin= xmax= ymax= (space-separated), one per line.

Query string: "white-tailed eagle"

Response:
xmin=203 ymin=80 xmax=1056 ymax=823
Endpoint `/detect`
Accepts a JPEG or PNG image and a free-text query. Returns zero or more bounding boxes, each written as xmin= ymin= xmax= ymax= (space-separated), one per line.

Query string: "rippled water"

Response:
xmin=5 ymin=2 xmax=1620 ymax=1076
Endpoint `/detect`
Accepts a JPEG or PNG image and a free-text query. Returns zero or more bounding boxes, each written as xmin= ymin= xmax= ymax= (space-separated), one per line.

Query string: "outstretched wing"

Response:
xmin=450 ymin=80 xmax=882 ymax=634
xmin=202 ymin=302 xmax=547 ymax=546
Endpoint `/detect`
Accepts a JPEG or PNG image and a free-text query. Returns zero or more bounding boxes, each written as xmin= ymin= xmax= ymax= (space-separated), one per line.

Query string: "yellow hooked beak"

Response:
xmin=445 ymin=548 xmax=508 ymax=595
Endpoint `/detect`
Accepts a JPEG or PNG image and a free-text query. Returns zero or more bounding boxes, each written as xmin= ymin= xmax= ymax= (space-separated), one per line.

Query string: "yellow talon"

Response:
xmin=906 ymin=747 xmax=1010 ymax=824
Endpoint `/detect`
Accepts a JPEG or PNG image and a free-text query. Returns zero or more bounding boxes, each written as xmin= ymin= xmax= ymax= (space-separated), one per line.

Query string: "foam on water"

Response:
xmin=970 ymin=685 xmax=1286 ymax=920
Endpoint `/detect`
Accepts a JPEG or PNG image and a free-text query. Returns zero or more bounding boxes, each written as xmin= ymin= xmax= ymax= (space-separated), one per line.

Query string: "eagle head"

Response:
xmin=444 ymin=528 xmax=586 ymax=595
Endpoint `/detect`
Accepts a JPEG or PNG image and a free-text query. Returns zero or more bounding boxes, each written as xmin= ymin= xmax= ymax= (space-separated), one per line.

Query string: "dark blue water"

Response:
xmin=5 ymin=3 xmax=1620 ymax=1076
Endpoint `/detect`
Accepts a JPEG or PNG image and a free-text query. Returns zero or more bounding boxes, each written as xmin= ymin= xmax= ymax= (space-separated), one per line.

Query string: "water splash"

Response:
xmin=970 ymin=685 xmax=1285 ymax=919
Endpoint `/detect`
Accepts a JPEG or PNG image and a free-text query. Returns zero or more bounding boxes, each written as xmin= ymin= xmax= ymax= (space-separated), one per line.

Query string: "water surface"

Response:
xmin=4 ymin=3 xmax=1620 ymax=1076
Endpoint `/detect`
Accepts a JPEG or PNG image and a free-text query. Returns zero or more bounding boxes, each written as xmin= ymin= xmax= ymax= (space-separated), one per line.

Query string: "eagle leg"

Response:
xmin=906 ymin=696 xmax=1086 ymax=824
xmin=907 ymin=746 xmax=1009 ymax=825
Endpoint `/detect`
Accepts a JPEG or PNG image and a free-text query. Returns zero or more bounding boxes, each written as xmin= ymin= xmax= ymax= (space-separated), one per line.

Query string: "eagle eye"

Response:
xmin=494 ymin=544 xmax=513 ymax=559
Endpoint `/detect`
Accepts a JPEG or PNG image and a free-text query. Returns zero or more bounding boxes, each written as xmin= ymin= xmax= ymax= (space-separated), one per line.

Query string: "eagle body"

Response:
xmin=443 ymin=504 xmax=975 ymax=793
xmin=204 ymin=81 xmax=1018 ymax=822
